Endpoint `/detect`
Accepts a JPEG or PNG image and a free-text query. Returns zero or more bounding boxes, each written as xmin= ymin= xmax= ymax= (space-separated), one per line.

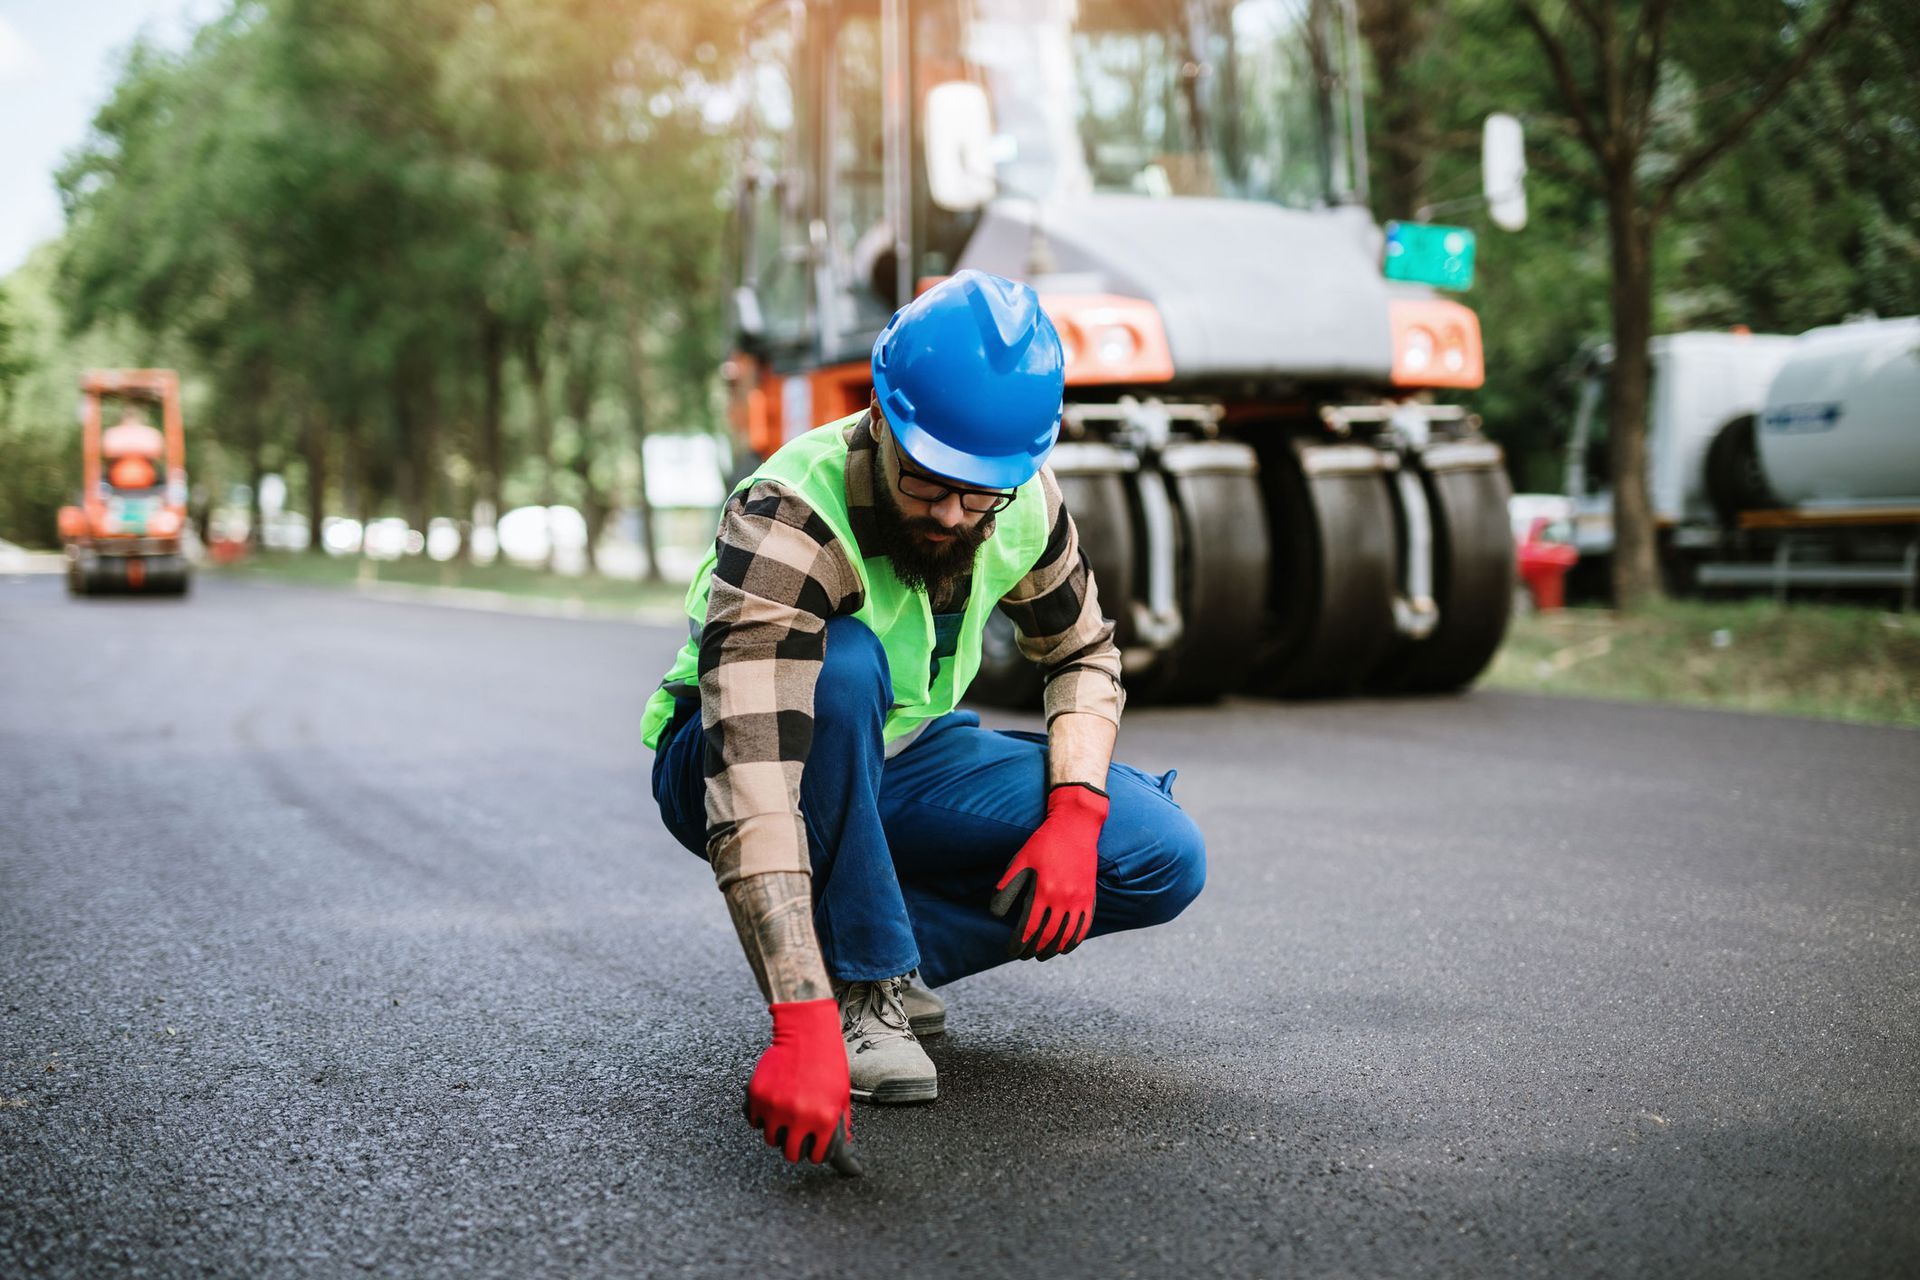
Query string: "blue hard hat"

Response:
xmin=870 ymin=270 xmax=1064 ymax=490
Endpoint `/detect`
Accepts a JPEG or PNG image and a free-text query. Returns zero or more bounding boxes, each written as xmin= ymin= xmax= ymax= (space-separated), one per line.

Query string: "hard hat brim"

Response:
xmin=890 ymin=415 xmax=1054 ymax=491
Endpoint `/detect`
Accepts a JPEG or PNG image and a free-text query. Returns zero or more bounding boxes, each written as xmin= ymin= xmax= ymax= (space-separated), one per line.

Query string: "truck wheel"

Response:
xmin=1052 ymin=450 xmax=1138 ymax=648
xmin=1136 ymin=444 xmax=1268 ymax=702
xmin=1369 ymin=454 xmax=1514 ymax=694
xmin=966 ymin=452 xmax=1137 ymax=713
xmin=1252 ymin=441 xmax=1399 ymax=697
xmin=1704 ymin=415 xmax=1776 ymax=526
xmin=1657 ymin=532 xmax=1697 ymax=597
xmin=966 ymin=609 xmax=1045 ymax=711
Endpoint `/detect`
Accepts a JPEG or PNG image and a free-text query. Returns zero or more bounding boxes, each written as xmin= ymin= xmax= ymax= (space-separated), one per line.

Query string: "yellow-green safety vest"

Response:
xmin=640 ymin=413 xmax=1050 ymax=751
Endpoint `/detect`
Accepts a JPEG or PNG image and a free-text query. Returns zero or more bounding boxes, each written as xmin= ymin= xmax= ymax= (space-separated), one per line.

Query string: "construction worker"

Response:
xmin=642 ymin=270 xmax=1206 ymax=1175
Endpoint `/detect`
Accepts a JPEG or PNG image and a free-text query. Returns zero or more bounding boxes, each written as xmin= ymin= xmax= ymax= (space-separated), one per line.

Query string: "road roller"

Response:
xmin=720 ymin=0 xmax=1518 ymax=701
xmin=58 ymin=369 xmax=192 ymax=596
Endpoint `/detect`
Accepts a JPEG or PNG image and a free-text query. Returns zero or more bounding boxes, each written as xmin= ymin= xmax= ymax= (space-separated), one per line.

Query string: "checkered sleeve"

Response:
xmin=997 ymin=466 xmax=1127 ymax=726
xmin=697 ymin=480 xmax=864 ymax=889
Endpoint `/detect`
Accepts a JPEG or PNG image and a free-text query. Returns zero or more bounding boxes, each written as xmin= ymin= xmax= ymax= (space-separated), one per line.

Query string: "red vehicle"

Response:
xmin=57 ymin=369 xmax=192 ymax=595
xmin=1514 ymin=513 xmax=1578 ymax=611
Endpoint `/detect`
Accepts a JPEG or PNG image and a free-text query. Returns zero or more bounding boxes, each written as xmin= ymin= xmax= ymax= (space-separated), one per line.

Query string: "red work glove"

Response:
xmin=989 ymin=781 xmax=1109 ymax=960
xmin=743 ymin=998 xmax=862 ymax=1176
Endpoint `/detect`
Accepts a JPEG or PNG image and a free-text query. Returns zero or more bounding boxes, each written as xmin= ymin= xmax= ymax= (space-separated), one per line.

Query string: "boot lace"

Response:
xmin=839 ymin=977 xmax=912 ymax=1040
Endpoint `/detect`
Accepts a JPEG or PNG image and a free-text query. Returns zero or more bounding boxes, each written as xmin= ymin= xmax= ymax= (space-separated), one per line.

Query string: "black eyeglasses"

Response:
xmin=873 ymin=406 xmax=1019 ymax=512
xmin=896 ymin=465 xmax=1019 ymax=514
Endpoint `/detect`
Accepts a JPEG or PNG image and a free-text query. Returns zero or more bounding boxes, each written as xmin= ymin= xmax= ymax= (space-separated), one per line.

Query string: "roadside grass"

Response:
xmin=214 ymin=550 xmax=689 ymax=613
xmin=222 ymin=552 xmax=1920 ymax=728
xmin=1484 ymin=598 xmax=1920 ymax=728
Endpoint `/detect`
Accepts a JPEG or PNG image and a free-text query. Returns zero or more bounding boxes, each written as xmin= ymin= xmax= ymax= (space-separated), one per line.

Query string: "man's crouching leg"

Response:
xmin=1082 ymin=766 xmax=1208 ymax=936
xmin=884 ymin=720 xmax=1207 ymax=991
xmin=803 ymin=616 xmax=937 ymax=1104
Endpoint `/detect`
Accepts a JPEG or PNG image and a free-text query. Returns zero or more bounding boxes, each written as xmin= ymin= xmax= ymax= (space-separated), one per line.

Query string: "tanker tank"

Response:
xmin=1758 ymin=316 xmax=1920 ymax=509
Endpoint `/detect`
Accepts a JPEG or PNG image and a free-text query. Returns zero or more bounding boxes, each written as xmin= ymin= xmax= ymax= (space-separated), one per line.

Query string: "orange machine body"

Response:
xmin=59 ymin=369 xmax=192 ymax=595
xmin=727 ymin=291 xmax=1180 ymax=460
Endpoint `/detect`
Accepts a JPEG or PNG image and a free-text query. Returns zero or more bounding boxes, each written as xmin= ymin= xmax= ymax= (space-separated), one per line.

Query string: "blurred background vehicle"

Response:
xmin=1565 ymin=317 xmax=1920 ymax=608
xmin=1508 ymin=493 xmax=1577 ymax=613
xmin=2 ymin=0 xmax=1906 ymax=675
xmin=56 ymin=368 xmax=191 ymax=595
xmin=725 ymin=0 xmax=1525 ymax=703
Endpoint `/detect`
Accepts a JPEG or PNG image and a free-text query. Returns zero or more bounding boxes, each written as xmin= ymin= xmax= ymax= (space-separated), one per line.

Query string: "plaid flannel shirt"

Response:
xmin=680 ymin=412 xmax=1124 ymax=888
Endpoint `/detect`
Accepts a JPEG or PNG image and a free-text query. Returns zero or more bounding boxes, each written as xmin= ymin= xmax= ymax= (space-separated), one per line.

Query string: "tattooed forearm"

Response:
xmin=722 ymin=871 xmax=831 ymax=1004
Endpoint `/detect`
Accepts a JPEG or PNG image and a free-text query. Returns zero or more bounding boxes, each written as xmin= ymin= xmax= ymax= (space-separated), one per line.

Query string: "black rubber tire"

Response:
xmin=1054 ymin=469 xmax=1137 ymax=648
xmin=1704 ymin=415 xmax=1777 ymax=527
xmin=1137 ymin=461 xmax=1269 ymax=703
xmin=1369 ymin=461 xmax=1515 ymax=694
xmin=1251 ymin=442 xmax=1399 ymax=697
xmin=965 ymin=608 xmax=1046 ymax=711
xmin=966 ymin=465 xmax=1136 ymax=713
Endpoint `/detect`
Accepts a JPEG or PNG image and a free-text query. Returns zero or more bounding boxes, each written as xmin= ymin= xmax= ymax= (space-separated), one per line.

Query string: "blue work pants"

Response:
xmin=651 ymin=616 xmax=1206 ymax=988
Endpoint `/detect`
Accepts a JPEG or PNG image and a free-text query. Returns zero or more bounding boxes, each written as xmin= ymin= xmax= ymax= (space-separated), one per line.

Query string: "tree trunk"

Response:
xmin=522 ymin=337 xmax=558 ymax=573
xmin=247 ymin=427 xmax=267 ymax=551
xmin=622 ymin=314 xmax=660 ymax=584
xmin=1356 ymin=0 xmax=1435 ymax=218
xmin=392 ymin=381 xmax=418 ymax=547
xmin=1605 ymin=174 xmax=1661 ymax=610
xmin=564 ymin=346 xmax=604 ymax=576
xmin=240 ymin=360 xmax=271 ymax=550
xmin=393 ymin=368 xmax=435 ymax=546
xmin=474 ymin=314 xmax=506 ymax=563
xmin=414 ymin=379 xmax=438 ymax=549
xmin=304 ymin=411 xmax=328 ymax=555
xmin=344 ymin=418 xmax=371 ymax=528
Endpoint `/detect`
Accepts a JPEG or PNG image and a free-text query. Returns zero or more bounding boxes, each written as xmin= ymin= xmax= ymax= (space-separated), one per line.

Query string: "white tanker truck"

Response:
xmin=1565 ymin=316 xmax=1920 ymax=606
xmin=721 ymin=0 xmax=1527 ymax=702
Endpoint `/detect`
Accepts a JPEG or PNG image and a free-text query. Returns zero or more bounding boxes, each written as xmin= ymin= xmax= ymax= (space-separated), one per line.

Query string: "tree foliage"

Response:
xmin=1 ymin=0 xmax=1914 ymax=587
xmin=1362 ymin=0 xmax=1883 ymax=608
xmin=29 ymin=0 xmax=738 ymax=567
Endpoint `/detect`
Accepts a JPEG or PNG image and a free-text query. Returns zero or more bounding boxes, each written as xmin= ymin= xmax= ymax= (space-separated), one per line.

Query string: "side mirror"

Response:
xmin=733 ymin=286 xmax=766 ymax=343
xmin=1482 ymin=113 xmax=1527 ymax=232
xmin=924 ymin=81 xmax=997 ymax=212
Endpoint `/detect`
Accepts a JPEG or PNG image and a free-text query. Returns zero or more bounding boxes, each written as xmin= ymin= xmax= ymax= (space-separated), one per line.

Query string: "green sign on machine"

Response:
xmin=1383 ymin=221 xmax=1477 ymax=291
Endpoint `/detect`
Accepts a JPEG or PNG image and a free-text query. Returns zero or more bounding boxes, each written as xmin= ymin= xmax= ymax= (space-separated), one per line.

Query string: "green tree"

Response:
xmin=1513 ymin=0 xmax=1861 ymax=608
xmin=53 ymin=0 xmax=739 ymax=568
xmin=1668 ymin=0 xmax=1920 ymax=331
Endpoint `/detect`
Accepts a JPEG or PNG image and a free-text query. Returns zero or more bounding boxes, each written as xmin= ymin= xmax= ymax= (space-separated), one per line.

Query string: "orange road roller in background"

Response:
xmin=58 ymin=369 xmax=192 ymax=596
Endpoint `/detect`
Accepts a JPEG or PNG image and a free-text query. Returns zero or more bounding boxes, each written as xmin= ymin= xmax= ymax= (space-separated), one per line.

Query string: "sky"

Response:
xmin=0 ymin=1 xmax=215 ymax=277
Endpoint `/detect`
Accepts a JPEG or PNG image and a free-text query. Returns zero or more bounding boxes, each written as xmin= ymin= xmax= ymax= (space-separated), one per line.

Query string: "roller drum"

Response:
xmin=1252 ymin=442 xmax=1399 ymax=697
xmin=1138 ymin=444 xmax=1268 ymax=702
xmin=1369 ymin=450 xmax=1514 ymax=694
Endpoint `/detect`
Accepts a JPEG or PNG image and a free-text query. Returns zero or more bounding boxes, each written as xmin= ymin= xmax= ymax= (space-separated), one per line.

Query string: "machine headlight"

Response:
xmin=1402 ymin=327 xmax=1436 ymax=374
xmin=1039 ymin=294 xmax=1175 ymax=386
xmin=1389 ymin=298 xmax=1485 ymax=389
xmin=1092 ymin=324 xmax=1139 ymax=366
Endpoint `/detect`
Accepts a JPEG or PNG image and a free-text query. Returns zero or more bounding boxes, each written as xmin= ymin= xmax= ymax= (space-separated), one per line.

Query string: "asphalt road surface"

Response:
xmin=3 ymin=574 xmax=1916 ymax=1279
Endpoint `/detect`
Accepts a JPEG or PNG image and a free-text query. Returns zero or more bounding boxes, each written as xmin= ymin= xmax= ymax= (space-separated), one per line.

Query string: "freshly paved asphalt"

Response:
xmin=2 ymin=573 xmax=1916 ymax=1279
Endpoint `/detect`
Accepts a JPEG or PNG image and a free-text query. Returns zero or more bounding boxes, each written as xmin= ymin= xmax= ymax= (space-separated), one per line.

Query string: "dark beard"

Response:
xmin=873 ymin=477 xmax=991 ymax=598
